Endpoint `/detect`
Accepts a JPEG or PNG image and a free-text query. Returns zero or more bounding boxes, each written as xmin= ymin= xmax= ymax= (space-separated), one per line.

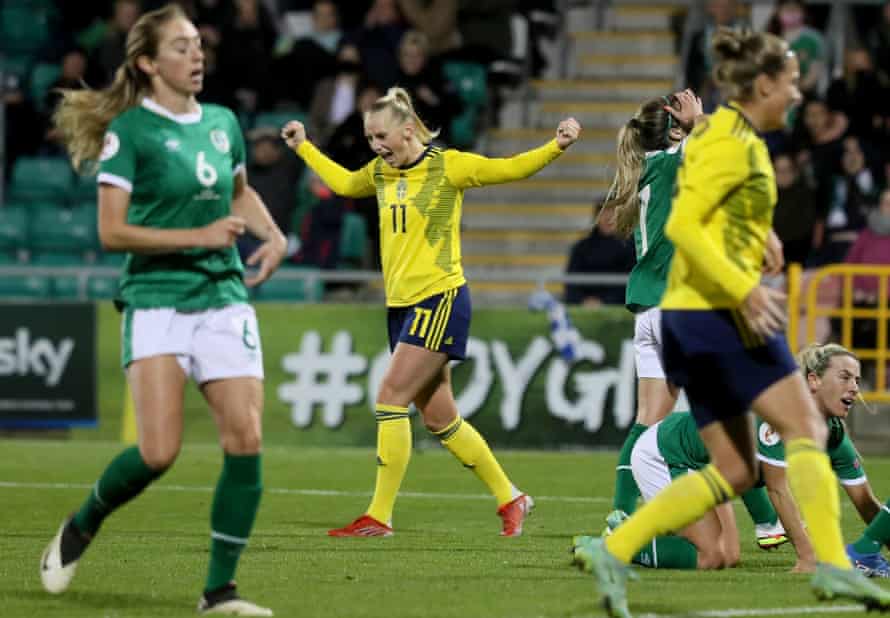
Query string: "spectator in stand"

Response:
xmin=772 ymin=153 xmax=819 ymax=266
xmin=217 ymin=0 xmax=278 ymax=114
xmin=792 ymin=98 xmax=847 ymax=219
xmin=826 ymin=48 xmax=885 ymax=141
xmin=1 ymin=68 xmax=42 ymax=177
xmin=238 ymin=127 xmax=305 ymax=262
xmin=844 ymin=187 xmax=890 ymax=371
xmin=564 ymin=206 xmax=635 ymax=307
xmin=89 ymin=0 xmax=143 ymax=87
xmin=768 ymin=0 xmax=826 ymax=97
xmin=272 ymin=0 xmax=342 ymax=109
xmin=396 ymin=0 xmax=460 ymax=57
xmin=394 ymin=30 xmax=461 ymax=144
xmin=308 ymin=42 xmax=366 ymax=144
xmin=456 ymin=0 xmax=513 ymax=65
xmin=685 ymin=0 xmax=745 ymax=111
xmin=325 ymin=81 xmax=384 ymax=264
xmin=346 ymin=0 xmax=406 ymax=90
xmin=42 ymin=49 xmax=90 ymax=155
xmin=292 ymin=174 xmax=350 ymax=269
xmin=811 ymin=136 xmax=882 ymax=266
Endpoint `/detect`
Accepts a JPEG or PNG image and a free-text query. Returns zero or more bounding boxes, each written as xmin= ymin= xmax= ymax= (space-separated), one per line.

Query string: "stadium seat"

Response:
xmin=51 ymin=274 xmax=86 ymax=299
xmin=0 ymin=205 xmax=28 ymax=252
xmin=253 ymin=267 xmax=323 ymax=302
xmin=30 ymin=251 xmax=87 ymax=266
xmin=8 ymin=157 xmax=75 ymax=202
xmin=87 ymin=274 xmax=119 ymax=300
xmin=72 ymin=174 xmax=98 ymax=203
xmin=0 ymin=274 xmax=52 ymax=299
xmin=253 ymin=109 xmax=305 ymax=132
xmin=0 ymin=3 xmax=55 ymax=55
xmin=1 ymin=53 xmax=33 ymax=90
xmin=29 ymin=62 xmax=61 ymax=111
xmin=442 ymin=61 xmax=488 ymax=148
xmin=27 ymin=207 xmax=97 ymax=253
xmin=98 ymin=251 xmax=126 ymax=267
xmin=0 ymin=251 xmax=20 ymax=265
xmin=339 ymin=212 xmax=367 ymax=267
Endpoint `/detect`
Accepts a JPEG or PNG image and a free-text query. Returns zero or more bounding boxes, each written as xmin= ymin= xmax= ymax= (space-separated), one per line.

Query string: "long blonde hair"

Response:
xmin=53 ymin=4 xmax=187 ymax=171
xmin=603 ymin=96 xmax=677 ymax=237
xmin=366 ymin=86 xmax=440 ymax=144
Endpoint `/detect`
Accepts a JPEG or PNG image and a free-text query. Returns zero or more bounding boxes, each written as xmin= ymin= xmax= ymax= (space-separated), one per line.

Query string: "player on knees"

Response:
xmin=41 ymin=5 xmax=284 ymax=615
xmin=593 ymin=410 xmax=787 ymax=571
xmin=282 ymin=88 xmax=580 ymax=537
xmin=600 ymin=88 xmax=705 ymax=525
xmin=572 ymin=27 xmax=890 ymax=618
xmin=755 ymin=344 xmax=890 ymax=578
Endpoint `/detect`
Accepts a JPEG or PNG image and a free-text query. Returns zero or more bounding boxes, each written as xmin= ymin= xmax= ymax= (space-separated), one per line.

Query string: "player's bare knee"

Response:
xmin=139 ymin=442 xmax=179 ymax=470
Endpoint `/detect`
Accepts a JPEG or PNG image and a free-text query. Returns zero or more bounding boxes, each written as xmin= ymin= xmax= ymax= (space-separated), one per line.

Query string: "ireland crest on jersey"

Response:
xmin=210 ymin=129 xmax=230 ymax=154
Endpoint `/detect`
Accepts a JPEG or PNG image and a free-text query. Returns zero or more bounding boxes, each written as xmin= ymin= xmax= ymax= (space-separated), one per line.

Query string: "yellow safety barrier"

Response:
xmin=787 ymin=263 xmax=889 ymax=403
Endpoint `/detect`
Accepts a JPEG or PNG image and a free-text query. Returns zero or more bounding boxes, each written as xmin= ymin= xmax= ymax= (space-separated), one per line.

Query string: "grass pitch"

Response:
xmin=2 ymin=440 xmax=889 ymax=618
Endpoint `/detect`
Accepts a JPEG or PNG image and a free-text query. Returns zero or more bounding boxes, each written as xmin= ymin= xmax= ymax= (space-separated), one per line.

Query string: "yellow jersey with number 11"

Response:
xmin=297 ymin=140 xmax=564 ymax=307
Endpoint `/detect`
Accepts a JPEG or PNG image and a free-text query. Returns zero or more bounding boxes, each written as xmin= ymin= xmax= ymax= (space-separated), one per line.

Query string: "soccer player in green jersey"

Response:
xmin=755 ymin=344 xmax=890 ymax=578
xmin=600 ymin=88 xmax=704 ymax=524
xmin=40 ymin=5 xmax=285 ymax=615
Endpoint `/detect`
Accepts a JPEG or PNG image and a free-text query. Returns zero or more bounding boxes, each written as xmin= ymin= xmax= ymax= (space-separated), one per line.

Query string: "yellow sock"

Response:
xmin=435 ymin=417 xmax=515 ymax=506
xmin=366 ymin=405 xmax=412 ymax=525
xmin=786 ymin=438 xmax=851 ymax=568
xmin=605 ymin=464 xmax=735 ymax=563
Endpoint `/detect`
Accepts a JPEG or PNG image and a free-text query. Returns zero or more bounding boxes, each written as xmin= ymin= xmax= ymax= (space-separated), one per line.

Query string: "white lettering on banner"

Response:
xmin=491 ymin=336 xmax=552 ymax=430
xmin=278 ymin=331 xmax=367 ymax=427
xmin=0 ymin=328 xmax=74 ymax=387
xmin=278 ymin=330 xmax=636 ymax=432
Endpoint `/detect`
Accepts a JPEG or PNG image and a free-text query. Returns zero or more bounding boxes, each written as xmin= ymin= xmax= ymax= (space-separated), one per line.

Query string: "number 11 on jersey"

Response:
xmin=390 ymin=203 xmax=407 ymax=233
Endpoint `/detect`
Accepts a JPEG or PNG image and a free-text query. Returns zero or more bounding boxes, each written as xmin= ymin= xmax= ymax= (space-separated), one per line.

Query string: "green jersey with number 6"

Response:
xmin=625 ymin=142 xmax=684 ymax=313
xmin=97 ymin=99 xmax=247 ymax=311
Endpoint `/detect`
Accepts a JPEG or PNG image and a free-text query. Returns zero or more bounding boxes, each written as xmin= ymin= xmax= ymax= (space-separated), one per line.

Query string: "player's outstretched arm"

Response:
xmin=281 ymin=119 xmax=374 ymax=198
xmin=454 ymin=117 xmax=581 ymax=188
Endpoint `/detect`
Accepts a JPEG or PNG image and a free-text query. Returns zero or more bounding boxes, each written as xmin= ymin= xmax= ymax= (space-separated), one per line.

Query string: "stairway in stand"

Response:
xmin=463 ymin=3 xmax=683 ymax=304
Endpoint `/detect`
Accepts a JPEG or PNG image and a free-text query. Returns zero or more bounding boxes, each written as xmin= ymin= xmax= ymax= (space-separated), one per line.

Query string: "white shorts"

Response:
xmin=630 ymin=424 xmax=671 ymax=502
xmin=634 ymin=307 xmax=666 ymax=379
xmin=122 ymin=303 xmax=264 ymax=384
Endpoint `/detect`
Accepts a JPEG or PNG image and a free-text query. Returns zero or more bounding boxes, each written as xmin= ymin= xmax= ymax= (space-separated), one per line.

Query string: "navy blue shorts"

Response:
xmin=387 ymin=285 xmax=471 ymax=360
xmin=661 ymin=309 xmax=798 ymax=428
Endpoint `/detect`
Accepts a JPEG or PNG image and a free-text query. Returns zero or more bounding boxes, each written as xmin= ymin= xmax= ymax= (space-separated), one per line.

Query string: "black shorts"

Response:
xmin=386 ymin=285 xmax=471 ymax=360
xmin=661 ymin=309 xmax=798 ymax=428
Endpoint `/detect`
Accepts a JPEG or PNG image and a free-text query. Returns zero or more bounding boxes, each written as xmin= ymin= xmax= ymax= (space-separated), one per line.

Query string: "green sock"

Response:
xmin=613 ymin=423 xmax=648 ymax=514
xmin=741 ymin=485 xmax=778 ymax=526
xmin=632 ymin=534 xmax=698 ymax=569
xmin=72 ymin=446 xmax=165 ymax=536
xmin=853 ymin=501 xmax=890 ymax=555
xmin=205 ymin=454 xmax=263 ymax=593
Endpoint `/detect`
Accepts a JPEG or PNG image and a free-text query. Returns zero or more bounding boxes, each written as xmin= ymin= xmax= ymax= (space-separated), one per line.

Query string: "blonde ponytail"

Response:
xmin=53 ymin=4 xmax=187 ymax=172
xmin=368 ymin=86 xmax=440 ymax=144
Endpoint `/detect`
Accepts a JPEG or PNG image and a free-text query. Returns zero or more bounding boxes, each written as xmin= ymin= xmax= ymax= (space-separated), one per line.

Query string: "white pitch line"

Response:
xmin=636 ymin=605 xmax=863 ymax=618
xmin=0 ymin=480 xmax=610 ymax=503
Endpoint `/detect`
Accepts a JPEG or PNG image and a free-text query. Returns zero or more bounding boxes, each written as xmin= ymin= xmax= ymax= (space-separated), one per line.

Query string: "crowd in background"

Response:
xmin=567 ymin=0 xmax=890 ymax=317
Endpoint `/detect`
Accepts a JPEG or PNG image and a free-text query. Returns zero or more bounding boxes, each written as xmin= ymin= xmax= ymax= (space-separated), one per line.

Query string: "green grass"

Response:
xmin=2 ymin=440 xmax=889 ymax=618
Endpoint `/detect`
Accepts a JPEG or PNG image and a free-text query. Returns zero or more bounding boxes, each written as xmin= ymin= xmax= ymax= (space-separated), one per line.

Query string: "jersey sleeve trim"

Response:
xmin=756 ymin=453 xmax=787 ymax=468
xmin=98 ymin=172 xmax=133 ymax=193
xmin=840 ymin=476 xmax=868 ymax=486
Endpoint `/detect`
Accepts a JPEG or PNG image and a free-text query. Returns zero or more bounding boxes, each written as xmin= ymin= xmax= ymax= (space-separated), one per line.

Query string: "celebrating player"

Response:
xmin=282 ymin=87 xmax=580 ymax=537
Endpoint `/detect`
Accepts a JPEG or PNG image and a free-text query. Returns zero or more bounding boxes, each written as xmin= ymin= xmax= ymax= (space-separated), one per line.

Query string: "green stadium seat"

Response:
xmin=51 ymin=274 xmax=87 ymax=299
xmin=0 ymin=251 xmax=20 ymax=265
xmin=442 ymin=61 xmax=488 ymax=149
xmin=253 ymin=109 xmax=305 ymax=132
xmin=254 ymin=267 xmax=323 ymax=302
xmin=339 ymin=212 xmax=367 ymax=267
xmin=99 ymin=251 xmax=126 ymax=267
xmin=72 ymin=174 xmax=99 ymax=203
xmin=29 ymin=62 xmax=61 ymax=111
xmin=87 ymin=274 xmax=119 ymax=300
xmin=0 ymin=274 xmax=52 ymax=299
xmin=1 ymin=53 xmax=33 ymax=89
xmin=28 ymin=207 xmax=97 ymax=253
xmin=0 ymin=4 xmax=54 ymax=55
xmin=0 ymin=205 xmax=28 ymax=251
xmin=30 ymin=251 xmax=87 ymax=266
xmin=8 ymin=157 xmax=75 ymax=202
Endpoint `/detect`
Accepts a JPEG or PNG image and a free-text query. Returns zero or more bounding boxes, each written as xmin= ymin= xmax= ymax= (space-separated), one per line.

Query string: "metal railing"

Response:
xmin=787 ymin=263 xmax=890 ymax=402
